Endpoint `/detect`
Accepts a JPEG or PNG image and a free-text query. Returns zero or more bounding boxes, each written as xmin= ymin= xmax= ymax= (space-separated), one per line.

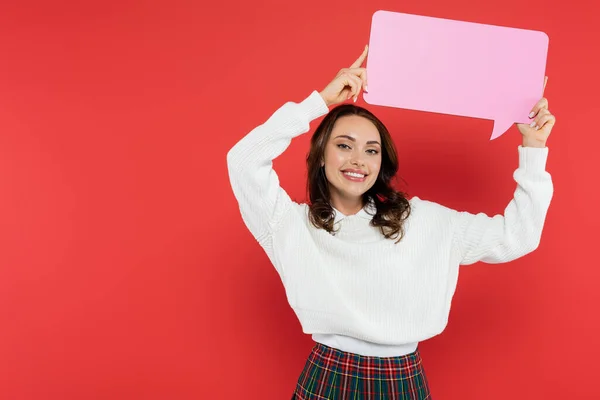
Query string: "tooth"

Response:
xmin=344 ymin=172 xmax=364 ymax=178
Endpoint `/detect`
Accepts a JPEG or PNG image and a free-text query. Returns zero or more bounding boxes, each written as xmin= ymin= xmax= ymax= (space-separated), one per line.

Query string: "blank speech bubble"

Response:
xmin=363 ymin=10 xmax=549 ymax=140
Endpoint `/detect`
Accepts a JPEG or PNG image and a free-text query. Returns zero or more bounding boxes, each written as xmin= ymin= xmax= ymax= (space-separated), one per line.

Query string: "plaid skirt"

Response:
xmin=292 ymin=343 xmax=432 ymax=400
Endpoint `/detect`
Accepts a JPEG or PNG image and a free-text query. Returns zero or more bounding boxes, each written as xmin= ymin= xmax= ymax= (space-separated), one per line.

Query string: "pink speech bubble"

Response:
xmin=363 ymin=11 xmax=549 ymax=140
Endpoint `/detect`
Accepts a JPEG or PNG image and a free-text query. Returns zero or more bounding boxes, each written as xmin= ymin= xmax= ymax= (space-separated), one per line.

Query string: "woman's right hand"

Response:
xmin=319 ymin=45 xmax=369 ymax=107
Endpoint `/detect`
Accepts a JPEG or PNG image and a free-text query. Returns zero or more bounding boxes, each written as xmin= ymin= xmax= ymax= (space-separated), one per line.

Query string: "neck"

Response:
xmin=330 ymin=196 xmax=364 ymax=216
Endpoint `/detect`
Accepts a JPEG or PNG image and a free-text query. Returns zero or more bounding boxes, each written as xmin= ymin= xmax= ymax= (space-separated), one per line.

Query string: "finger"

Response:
xmin=348 ymin=67 xmax=368 ymax=91
xmin=531 ymin=110 xmax=554 ymax=130
xmin=350 ymin=45 xmax=369 ymax=69
xmin=341 ymin=73 xmax=361 ymax=101
xmin=529 ymin=109 xmax=549 ymax=128
xmin=347 ymin=74 xmax=363 ymax=102
xmin=336 ymin=67 xmax=349 ymax=78
xmin=534 ymin=113 xmax=556 ymax=131
xmin=543 ymin=76 xmax=548 ymax=94
xmin=528 ymin=97 xmax=549 ymax=118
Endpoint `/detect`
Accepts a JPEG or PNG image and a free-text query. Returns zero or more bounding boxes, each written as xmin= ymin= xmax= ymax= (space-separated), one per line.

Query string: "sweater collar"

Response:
xmin=332 ymin=197 xmax=376 ymax=224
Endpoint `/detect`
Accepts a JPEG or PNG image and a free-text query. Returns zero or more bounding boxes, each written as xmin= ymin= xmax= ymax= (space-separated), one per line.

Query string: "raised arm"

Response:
xmin=455 ymin=78 xmax=556 ymax=265
xmin=454 ymin=146 xmax=553 ymax=265
xmin=226 ymin=46 xmax=370 ymax=249
xmin=226 ymin=92 xmax=329 ymax=245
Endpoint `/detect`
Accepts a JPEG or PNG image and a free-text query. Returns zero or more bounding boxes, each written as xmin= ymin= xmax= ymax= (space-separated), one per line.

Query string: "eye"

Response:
xmin=337 ymin=144 xmax=379 ymax=155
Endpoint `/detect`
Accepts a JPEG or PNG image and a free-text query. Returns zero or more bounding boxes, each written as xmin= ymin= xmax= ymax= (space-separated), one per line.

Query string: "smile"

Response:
xmin=342 ymin=171 xmax=366 ymax=182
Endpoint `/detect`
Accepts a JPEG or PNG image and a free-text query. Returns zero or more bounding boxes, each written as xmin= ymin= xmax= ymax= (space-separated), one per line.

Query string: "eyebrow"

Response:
xmin=334 ymin=134 xmax=381 ymax=146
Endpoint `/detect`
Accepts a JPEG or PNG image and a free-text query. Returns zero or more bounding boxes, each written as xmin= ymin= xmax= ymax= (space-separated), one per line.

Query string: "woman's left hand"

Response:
xmin=517 ymin=76 xmax=556 ymax=148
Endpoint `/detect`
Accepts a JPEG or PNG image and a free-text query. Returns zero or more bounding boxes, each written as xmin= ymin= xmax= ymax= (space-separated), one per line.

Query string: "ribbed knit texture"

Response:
xmin=226 ymin=91 xmax=553 ymax=345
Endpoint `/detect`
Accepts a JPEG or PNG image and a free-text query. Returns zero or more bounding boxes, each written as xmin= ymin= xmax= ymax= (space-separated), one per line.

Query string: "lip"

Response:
xmin=341 ymin=170 xmax=367 ymax=182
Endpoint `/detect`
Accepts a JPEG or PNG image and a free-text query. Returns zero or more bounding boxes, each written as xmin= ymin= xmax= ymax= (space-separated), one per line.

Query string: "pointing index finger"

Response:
xmin=350 ymin=45 xmax=369 ymax=68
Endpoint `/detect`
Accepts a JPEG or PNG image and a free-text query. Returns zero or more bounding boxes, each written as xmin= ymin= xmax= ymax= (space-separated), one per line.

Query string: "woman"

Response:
xmin=226 ymin=45 xmax=554 ymax=399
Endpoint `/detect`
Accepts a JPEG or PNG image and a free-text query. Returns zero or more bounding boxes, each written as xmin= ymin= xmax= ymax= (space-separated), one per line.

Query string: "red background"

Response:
xmin=0 ymin=0 xmax=598 ymax=399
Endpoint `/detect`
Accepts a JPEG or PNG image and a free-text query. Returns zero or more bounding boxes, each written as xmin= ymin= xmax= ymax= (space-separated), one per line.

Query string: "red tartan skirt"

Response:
xmin=291 ymin=343 xmax=432 ymax=400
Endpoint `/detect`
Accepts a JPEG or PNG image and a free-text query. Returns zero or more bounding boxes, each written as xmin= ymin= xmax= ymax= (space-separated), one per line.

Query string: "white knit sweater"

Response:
xmin=226 ymin=90 xmax=553 ymax=350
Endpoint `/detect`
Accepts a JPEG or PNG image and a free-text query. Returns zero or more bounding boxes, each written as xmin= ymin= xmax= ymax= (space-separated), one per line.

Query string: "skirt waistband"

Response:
xmin=309 ymin=342 xmax=423 ymax=379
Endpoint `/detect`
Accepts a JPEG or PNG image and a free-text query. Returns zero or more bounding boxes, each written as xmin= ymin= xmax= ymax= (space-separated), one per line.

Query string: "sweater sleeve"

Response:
xmin=226 ymin=90 xmax=329 ymax=246
xmin=454 ymin=146 xmax=554 ymax=265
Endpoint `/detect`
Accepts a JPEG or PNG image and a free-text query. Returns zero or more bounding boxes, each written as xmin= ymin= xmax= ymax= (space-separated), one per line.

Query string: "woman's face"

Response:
xmin=321 ymin=115 xmax=382 ymax=207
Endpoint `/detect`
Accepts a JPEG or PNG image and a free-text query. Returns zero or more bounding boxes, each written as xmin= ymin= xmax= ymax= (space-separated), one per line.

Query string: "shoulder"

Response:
xmin=288 ymin=201 xmax=312 ymax=224
xmin=409 ymin=195 xmax=452 ymax=211
xmin=294 ymin=202 xmax=310 ymax=215
xmin=408 ymin=196 xmax=457 ymax=223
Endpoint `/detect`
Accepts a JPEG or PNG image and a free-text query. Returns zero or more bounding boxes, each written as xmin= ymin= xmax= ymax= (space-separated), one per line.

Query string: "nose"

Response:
xmin=350 ymin=155 xmax=365 ymax=167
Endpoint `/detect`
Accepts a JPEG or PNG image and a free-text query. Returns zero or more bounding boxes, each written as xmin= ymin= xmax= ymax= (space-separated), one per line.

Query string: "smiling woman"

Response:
xmin=306 ymin=104 xmax=411 ymax=242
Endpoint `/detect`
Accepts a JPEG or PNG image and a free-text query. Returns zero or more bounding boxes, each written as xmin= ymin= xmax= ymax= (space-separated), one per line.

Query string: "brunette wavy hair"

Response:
xmin=306 ymin=104 xmax=411 ymax=244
